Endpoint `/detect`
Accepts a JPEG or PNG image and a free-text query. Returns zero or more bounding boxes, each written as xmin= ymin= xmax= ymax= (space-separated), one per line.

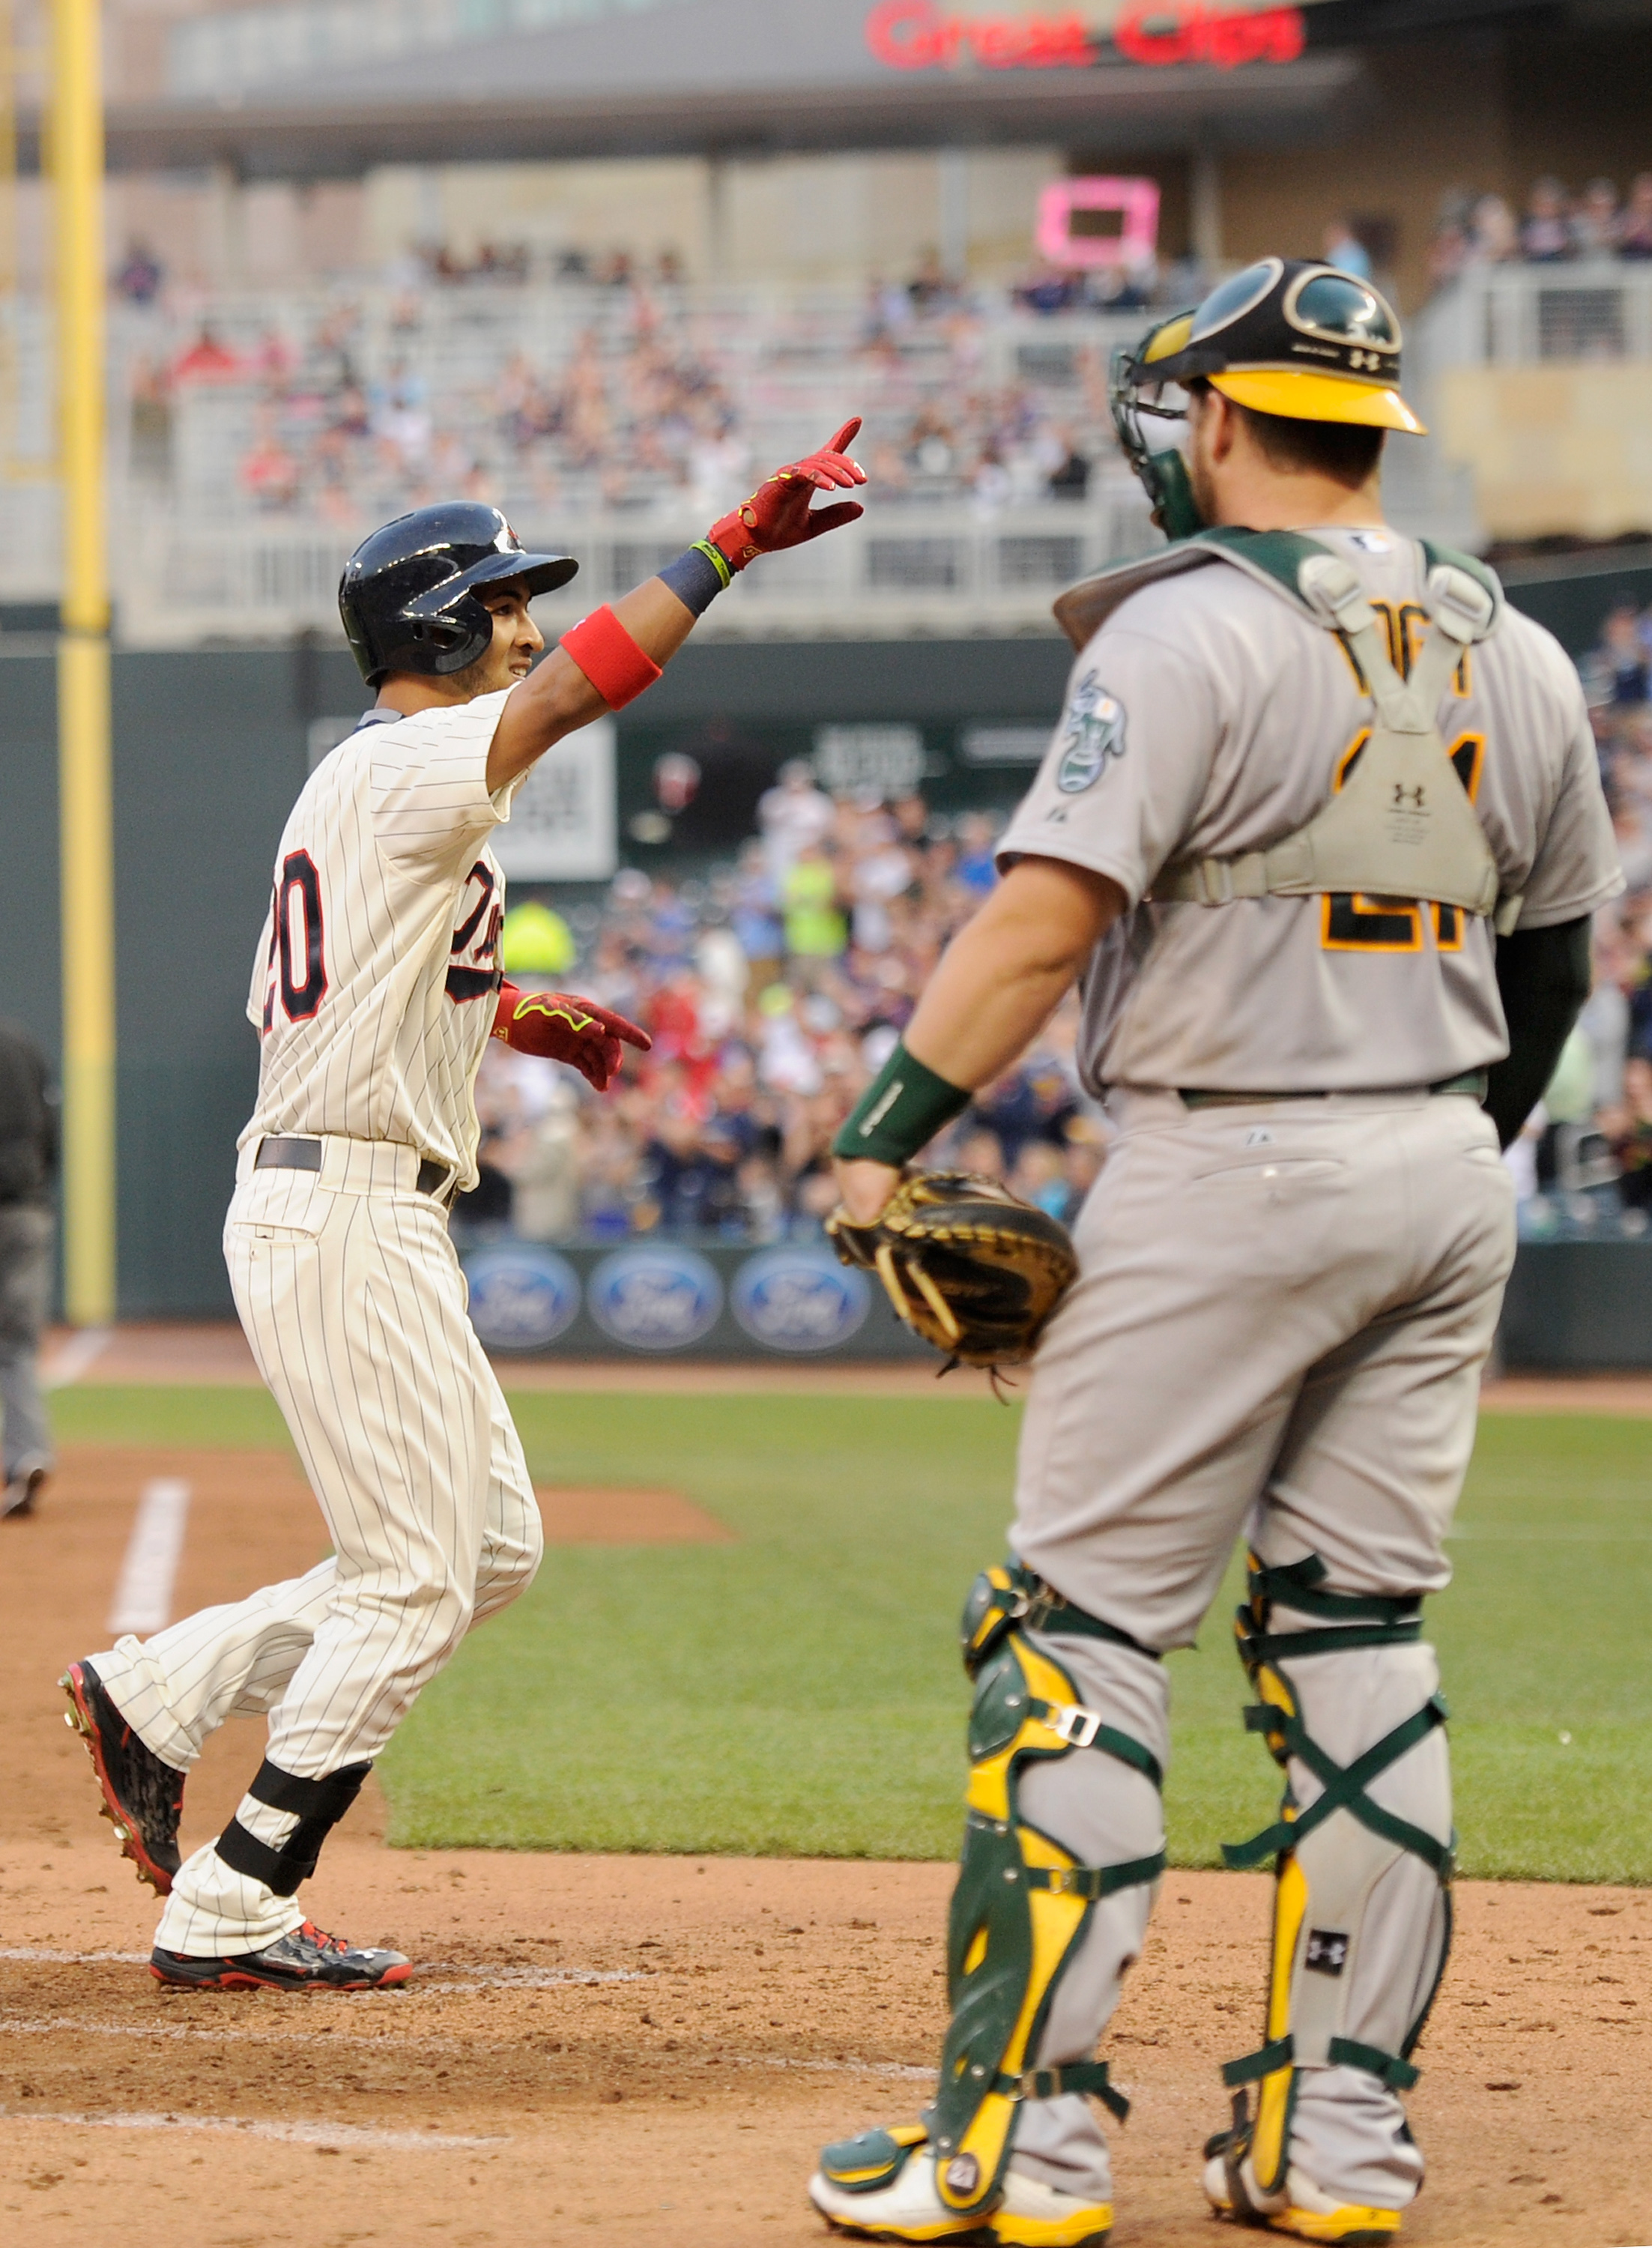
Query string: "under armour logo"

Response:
xmin=1304 ymin=1928 xmax=1349 ymax=1977
xmin=1393 ymin=784 xmax=1425 ymax=810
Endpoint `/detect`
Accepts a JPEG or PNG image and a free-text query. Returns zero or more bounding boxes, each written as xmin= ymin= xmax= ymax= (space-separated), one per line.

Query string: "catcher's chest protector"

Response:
xmin=1057 ymin=530 xmax=1522 ymax=936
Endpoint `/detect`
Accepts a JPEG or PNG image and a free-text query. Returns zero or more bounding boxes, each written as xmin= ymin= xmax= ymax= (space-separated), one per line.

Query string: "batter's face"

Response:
xmin=462 ymin=584 xmax=544 ymax=696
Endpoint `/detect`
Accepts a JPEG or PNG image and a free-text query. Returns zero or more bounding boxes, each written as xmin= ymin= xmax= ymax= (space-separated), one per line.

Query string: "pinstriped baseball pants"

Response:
xmin=94 ymin=1140 xmax=543 ymax=1955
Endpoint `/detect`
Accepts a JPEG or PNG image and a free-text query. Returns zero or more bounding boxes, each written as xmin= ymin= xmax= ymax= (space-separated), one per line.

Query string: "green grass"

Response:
xmin=52 ymin=1388 xmax=1652 ymax=1881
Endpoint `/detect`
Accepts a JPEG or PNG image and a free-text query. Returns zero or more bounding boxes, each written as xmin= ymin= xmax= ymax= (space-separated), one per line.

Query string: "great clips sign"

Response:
xmin=865 ymin=2 xmax=1307 ymax=70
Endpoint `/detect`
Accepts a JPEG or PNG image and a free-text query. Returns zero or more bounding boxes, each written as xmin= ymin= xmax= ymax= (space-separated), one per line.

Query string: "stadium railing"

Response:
xmin=1414 ymin=261 xmax=1652 ymax=367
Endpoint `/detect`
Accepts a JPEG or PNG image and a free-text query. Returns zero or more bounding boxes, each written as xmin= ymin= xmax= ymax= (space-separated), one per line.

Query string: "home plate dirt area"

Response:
xmin=0 ymin=1439 xmax=1648 ymax=2246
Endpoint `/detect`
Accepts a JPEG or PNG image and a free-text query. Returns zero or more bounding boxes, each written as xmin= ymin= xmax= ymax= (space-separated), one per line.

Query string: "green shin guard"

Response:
xmin=1214 ymin=1554 xmax=1455 ymax=2199
xmin=925 ymin=1565 xmax=1166 ymax=2221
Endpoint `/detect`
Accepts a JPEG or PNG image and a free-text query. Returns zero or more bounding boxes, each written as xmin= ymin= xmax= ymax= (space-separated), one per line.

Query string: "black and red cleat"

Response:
xmin=61 ymin=1658 xmax=185 ymax=1896
xmin=151 ymin=1921 xmax=413 ymax=1992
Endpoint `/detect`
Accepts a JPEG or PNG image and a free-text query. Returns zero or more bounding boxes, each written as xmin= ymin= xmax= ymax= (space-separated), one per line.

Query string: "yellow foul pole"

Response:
xmin=52 ymin=0 xmax=113 ymax=1326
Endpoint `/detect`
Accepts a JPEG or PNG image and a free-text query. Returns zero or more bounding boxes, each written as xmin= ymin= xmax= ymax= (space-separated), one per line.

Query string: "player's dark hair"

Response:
xmin=1187 ymin=378 xmax=1386 ymax=486
xmin=1232 ymin=400 xmax=1386 ymax=487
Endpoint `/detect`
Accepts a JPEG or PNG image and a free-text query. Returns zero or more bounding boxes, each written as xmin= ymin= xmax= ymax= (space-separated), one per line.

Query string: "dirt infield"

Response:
xmin=2 ymin=1440 xmax=1651 ymax=2244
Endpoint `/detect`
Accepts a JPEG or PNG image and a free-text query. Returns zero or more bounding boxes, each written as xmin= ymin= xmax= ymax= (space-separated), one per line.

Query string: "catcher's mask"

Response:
xmin=1110 ymin=259 xmax=1424 ymax=543
xmin=339 ymin=501 xmax=578 ymax=687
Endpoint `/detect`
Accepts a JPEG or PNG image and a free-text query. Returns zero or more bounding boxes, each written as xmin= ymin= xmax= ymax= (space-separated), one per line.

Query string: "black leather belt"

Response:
xmin=255 ymin=1136 xmax=456 ymax=1200
xmin=1179 ymin=1072 xmax=1488 ymax=1111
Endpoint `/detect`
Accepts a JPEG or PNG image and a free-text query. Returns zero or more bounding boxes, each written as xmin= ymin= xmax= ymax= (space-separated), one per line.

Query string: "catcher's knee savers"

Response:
xmin=931 ymin=1564 xmax=1164 ymax=2219
xmin=214 ymin=1759 xmax=372 ymax=1896
xmin=1211 ymin=1556 xmax=1453 ymax=2206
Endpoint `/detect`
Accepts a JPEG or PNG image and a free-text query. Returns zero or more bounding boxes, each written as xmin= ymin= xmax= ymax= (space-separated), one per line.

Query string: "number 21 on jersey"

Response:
xmin=1319 ymin=731 xmax=1486 ymax=955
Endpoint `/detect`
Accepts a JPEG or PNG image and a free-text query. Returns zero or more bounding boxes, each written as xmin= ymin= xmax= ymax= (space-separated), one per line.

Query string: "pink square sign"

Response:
xmin=1036 ymin=177 xmax=1161 ymax=271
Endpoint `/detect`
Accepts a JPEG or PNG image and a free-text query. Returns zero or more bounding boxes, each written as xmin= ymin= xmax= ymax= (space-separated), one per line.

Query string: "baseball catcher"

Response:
xmin=808 ymin=262 xmax=1619 ymax=2247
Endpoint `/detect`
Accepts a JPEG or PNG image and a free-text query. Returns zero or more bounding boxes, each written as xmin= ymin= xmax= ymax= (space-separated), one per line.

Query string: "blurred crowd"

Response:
xmin=459 ymin=773 xmax=1105 ymax=1248
xmin=112 ymin=244 xmax=1164 ymax=528
xmin=1429 ymin=172 xmax=1652 ymax=289
xmin=1513 ymin=595 xmax=1652 ymax=1234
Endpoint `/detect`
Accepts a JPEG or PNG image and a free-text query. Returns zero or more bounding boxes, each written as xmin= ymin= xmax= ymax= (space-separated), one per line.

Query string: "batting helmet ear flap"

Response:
xmin=409 ymin=614 xmax=476 ymax=656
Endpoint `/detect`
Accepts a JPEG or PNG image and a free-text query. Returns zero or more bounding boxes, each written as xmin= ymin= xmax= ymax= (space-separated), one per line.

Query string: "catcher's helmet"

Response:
xmin=339 ymin=502 xmax=578 ymax=686
xmin=1110 ymin=259 xmax=1423 ymax=541
xmin=1126 ymin=257 xmax=1422 ymax=431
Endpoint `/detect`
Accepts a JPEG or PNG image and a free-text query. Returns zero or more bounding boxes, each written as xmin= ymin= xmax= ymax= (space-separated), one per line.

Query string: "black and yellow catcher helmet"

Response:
xmin=1110 ymin=259 xmax=1425 ymax=540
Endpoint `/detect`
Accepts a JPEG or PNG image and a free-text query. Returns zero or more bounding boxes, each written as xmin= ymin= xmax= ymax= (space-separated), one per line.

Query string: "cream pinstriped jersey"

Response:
xmin=242 ymin=689 xmax=522 ymax=1187
xmin=999 ymin=527 xmax=1623 ymax=1095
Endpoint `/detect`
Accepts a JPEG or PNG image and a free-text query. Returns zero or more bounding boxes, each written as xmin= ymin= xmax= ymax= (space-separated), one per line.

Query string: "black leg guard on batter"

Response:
xmin=920 ymin=1564 xmax=1165 ymax=2221
xmin=214 ymin=1759 xmax=372 ymax=1897
xmin=1211 ymin=1554 xmax=1453 ymax=2206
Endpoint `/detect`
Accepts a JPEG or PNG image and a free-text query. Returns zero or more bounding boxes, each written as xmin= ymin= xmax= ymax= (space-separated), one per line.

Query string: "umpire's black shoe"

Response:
xmin=151 ymin=1921 xmax=413 ymax=1992
xmin=61 ymin=1658 xmax=186 ymax=1896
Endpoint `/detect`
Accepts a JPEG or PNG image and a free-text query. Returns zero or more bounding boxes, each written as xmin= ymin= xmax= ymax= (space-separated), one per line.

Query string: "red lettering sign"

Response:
xmin=865 ymin=1 xmax=1306 ymax=72
xmin=865 ymin=1 xmax=1095 ymax=70
xmin=1113 ymin=4 xmax=1306 ymax=68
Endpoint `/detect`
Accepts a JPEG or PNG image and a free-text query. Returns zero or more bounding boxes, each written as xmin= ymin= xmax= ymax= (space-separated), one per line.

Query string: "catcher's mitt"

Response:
xmin=826 ymin=1171 xmax=1077 ymax=1372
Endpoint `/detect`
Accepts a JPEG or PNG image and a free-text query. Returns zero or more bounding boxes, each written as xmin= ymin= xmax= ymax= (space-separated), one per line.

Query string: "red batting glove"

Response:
xmin=492 ymin=979 xmax=652 ymax=1093
xmin=707 ymin=417 xmax=868 ymax=573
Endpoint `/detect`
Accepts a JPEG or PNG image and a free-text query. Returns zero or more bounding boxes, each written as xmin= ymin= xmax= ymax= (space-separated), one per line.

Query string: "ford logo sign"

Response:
xmin=588 ymin=1245 xmax=724 ymax=1351
xmin=463 ymin=1244 xmax=581 ymax=1352
xmin=731 ymin=1248 xmax=871 ymax=1353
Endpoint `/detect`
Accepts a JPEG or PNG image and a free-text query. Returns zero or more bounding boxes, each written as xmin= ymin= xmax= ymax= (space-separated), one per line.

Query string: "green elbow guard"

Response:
xmin=833 ymin=1039 xmax=972 ymax=1168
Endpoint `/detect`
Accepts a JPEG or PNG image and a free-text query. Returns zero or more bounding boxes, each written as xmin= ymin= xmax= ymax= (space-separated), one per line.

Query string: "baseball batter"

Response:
xmin=61 ymin=428 xmax=866 ymax=1991
xmin=808 ymin=263 xmax=1619 ymax=2248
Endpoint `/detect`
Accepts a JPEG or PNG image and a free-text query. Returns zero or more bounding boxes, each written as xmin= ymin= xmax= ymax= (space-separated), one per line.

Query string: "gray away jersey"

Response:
xmin=243 ymin=689 xmax=524 ymax=1185
xmin=998 ymin=527 xmax=1622 ymax=1096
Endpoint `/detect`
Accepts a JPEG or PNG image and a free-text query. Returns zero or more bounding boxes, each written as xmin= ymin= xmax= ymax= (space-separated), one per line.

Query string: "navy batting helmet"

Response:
xmin=339 ymin=502 xmax=578 ymax=686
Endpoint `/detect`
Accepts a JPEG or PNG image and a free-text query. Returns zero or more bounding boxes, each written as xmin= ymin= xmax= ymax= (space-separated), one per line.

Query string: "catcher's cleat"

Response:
xmin=151 ymin=1921 xmax=412 ymax=1993
xmin=1203 ymin=2140 xmax=1401 ymax=2244
xmin=810 ymin=2128 xmax=1112 ymax=2248
xmin=61 ymin=1658 xmax=185 ymax=1894
xmin=1 ymin=1462 xmax=48 ymax=1518
xmin=989 ymin=2175 xmax=1113 ymax=2248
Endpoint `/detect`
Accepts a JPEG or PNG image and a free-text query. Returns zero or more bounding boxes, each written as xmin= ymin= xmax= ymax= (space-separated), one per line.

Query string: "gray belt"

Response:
xmin=254 ymin=1135 xmax=458 ymax=1204
xmin=1179 ymin=1071 xmax=1489 ymax=1111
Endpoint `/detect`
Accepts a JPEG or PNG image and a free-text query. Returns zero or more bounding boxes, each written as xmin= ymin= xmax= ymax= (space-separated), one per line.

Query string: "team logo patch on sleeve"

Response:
xmin=1056 ymin=677 xmax=1128 ymax=793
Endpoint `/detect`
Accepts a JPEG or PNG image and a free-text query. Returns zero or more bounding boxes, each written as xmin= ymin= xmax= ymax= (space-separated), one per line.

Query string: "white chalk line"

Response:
xmin=0 ymin=2109 xmax=508 ymax=2151
xmin=107 ymin=1477 xmax=191 ymax=1636
xmin=417 ymin=1967 xmax=651 ymax=1992
xmin=728 ymin=2056 xmax=932 ymax=2081
xmin=0 ymin=1948 xmax=151 ymax=1966
xmin=43 ymin=1327 xmax=112 ymax=1390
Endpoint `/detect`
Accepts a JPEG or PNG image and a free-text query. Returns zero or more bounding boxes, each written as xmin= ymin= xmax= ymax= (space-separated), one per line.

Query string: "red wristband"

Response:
xmin=491 ymin=979 xmax=523 ymax=1041
xmin=559 ymin=606 xmax=662 ymax=710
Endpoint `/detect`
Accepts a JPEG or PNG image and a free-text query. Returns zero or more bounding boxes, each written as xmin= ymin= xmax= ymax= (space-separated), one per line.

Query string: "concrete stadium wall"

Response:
xmin=1439 ymin=366 xmax=1652 ymax=545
